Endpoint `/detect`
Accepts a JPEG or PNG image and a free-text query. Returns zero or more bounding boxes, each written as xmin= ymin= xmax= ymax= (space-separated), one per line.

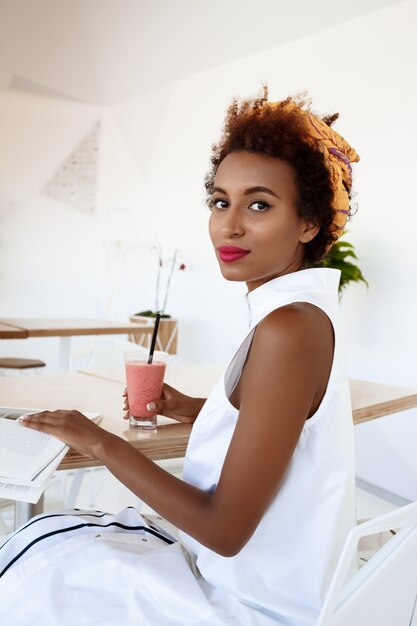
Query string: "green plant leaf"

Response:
xmin=319 ymin=237 xmax=368 ymax=294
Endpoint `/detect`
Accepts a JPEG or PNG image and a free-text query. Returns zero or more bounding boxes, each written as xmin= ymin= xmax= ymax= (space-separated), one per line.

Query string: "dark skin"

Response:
xmin=18 ymin=150 xmax=334 ymax=557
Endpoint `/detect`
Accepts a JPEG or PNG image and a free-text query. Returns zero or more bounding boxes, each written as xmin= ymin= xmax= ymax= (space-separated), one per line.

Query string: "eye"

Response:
xmin=210 ymin=198 xmax=229 ymax=210
xmin=249 ymin=200 xmax=270 ymax=212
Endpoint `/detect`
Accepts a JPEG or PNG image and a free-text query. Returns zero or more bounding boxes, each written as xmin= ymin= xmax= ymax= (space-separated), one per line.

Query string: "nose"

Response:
xmin=219 ymin=205 xmax=245 ymax=238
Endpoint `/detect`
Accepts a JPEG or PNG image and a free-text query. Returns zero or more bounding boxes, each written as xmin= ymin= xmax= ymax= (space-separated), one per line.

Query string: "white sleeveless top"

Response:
xmin=180 ymin=267 xmax=356 ymax=626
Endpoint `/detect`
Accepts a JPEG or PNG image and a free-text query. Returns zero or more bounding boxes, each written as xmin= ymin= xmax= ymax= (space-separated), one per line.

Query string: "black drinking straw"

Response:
xmin=147 ymin=312 xmax=161 ymax=364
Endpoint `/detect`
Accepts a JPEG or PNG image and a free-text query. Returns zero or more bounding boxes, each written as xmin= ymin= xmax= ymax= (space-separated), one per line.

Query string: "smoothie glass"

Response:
xmin=124 ymin=350 xmax=169 ymax=429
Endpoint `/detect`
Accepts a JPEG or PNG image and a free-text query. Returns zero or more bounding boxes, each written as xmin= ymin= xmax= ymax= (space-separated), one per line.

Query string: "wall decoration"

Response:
xmin=42 ymin=121 xmax=100 ymax=214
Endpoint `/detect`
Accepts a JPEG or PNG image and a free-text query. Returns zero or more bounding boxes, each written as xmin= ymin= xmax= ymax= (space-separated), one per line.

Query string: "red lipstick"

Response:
xmin=218 ymin=245 xmax=250 ymax=263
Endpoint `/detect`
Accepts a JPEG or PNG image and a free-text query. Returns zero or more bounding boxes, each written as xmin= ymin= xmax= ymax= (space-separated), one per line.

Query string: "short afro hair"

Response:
xmin=205 ymin=87 xmax=354 ymax=264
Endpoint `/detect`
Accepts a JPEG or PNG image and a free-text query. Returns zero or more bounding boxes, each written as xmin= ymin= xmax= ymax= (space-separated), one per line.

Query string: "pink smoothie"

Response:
xmin=125 ymin=360 xmax=166 ymax=418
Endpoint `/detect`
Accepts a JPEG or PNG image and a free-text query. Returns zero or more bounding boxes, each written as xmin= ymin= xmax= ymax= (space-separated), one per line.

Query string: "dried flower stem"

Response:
xmin=153 ymin=241 xmax=162 ymax=312
xmin=161 ymin=248 xmax=179 ymax=314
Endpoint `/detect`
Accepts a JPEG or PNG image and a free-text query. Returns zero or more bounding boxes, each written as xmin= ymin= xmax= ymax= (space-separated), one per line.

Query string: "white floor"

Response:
xmin=0 ymin=464 xmax=400 ymax=541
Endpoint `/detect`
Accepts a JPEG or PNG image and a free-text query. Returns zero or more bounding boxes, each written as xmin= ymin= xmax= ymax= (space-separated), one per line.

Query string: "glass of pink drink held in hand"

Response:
xmin=124 ymin=351 xmax=169 ymax=429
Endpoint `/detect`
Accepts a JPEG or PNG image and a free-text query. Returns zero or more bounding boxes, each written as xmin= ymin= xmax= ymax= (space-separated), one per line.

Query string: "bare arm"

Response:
xmin=19 ymin=304 xmax=333 ymax=556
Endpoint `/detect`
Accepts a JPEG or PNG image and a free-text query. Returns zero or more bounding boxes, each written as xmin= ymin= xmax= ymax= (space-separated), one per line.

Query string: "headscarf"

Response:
xmin=269 ymin=99 xmax=360 ymax=251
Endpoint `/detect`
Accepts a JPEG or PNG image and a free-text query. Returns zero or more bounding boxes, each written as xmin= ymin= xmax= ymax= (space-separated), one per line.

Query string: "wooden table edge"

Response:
xmin=352 ymin=392 xmax=417 ymax=425
xmin=26 ymin=326 xmax=154 ymax=338
xmin=0 ymin=322 xmax=29 ymax=339
xmin=46 ymin=375 xmax=417 ymax=469
xmin=62 ymin=393 xmax=417 ymax=470
xmin=59 ymin=435 xmax=190 ymax=470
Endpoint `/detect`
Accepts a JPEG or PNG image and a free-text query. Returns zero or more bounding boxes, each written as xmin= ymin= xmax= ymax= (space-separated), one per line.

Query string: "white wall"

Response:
xmin=1 ymin=0 xmax=416 ymax=498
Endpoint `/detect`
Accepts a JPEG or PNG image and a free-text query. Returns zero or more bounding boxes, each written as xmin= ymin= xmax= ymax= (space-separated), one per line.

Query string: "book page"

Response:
xmin=0 ymin=418 xmax=65 ymax=481
xmin=0 ymin=447 xmax=69 ymax=503
xmin=0 ymin=412 xmax=101 ymax=482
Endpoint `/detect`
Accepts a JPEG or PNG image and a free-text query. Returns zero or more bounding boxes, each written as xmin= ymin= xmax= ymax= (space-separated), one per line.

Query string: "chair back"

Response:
xmin=317 ymin=501 xmax=417 ymax=626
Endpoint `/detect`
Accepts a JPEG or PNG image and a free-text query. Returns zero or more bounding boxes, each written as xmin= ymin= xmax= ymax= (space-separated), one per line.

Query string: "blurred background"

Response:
xmin=0 ymin=0 xmax=416 ymax=503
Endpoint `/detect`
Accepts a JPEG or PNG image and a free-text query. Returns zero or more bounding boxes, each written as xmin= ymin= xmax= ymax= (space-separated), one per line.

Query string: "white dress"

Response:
xmin=0 ymin=268 xmax=356 ymax=626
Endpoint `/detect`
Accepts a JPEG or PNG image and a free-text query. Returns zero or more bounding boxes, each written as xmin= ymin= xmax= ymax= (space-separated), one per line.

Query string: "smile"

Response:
xmin=218 ymin=246 xmax=251 ymax=263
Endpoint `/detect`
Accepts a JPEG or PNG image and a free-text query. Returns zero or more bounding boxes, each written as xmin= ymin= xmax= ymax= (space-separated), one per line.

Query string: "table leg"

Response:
xmin=58 ymin=336 xmax=72 ymax=371
xmin=14 ymin=495 xmax=45 ymax=530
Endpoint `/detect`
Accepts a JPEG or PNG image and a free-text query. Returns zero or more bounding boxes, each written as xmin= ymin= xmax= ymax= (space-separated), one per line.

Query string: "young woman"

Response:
xmin=0 ymin=88 xmax=360 ymax=626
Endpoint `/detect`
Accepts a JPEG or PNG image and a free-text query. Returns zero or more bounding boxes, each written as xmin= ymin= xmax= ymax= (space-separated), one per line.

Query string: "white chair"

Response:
xmin=317 ymin=501 xmax=417 ymax=626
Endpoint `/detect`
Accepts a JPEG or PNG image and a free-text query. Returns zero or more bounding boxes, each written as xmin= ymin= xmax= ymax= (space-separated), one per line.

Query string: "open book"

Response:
xmin=0 ymin=408 xmax=101 ymax=503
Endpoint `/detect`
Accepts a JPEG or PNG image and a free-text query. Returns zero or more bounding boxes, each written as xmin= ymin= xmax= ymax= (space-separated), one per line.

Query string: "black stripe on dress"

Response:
xmin=0 ymin=511 xmax=108 ymax=551
xmin=0 ymin=522 xmax=174 ymax=578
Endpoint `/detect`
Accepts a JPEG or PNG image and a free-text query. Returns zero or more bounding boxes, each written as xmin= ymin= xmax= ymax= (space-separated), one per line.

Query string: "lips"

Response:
xmin=218 ymin=245 xmax=250 ymax=263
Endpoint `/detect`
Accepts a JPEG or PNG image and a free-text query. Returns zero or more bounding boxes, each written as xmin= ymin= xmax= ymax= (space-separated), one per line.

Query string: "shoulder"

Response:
xmin=238 ymin=302 xmax=334 ymax=419
xmin=253 ymin=302 xmax=333 ymax=357
xmin=255 ymin=302 xmax=332 ymax=342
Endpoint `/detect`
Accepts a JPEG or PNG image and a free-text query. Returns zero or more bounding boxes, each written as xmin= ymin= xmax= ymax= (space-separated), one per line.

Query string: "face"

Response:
xmin=208 ymin=150 xmax=320 ymax=292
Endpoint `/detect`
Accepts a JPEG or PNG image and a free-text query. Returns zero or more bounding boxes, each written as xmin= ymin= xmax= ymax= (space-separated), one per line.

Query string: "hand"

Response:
xmin=17 ymin=410 xmax=109 ymax=459
xmin=123 ymin=383 xmax=205 ymax=424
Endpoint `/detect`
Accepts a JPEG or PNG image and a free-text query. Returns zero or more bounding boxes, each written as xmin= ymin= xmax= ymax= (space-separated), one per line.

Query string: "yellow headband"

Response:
xmin=269 ymin=100 xmax=360 ymax=251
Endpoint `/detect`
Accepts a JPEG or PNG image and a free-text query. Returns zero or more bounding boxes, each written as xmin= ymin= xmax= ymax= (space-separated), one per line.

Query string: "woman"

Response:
xmin=0 ymin=88 xmax=360 ymax=626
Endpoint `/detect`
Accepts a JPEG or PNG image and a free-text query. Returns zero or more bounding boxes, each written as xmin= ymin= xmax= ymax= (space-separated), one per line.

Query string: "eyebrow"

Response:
xmin=212 ymin=185 xmax=280 ymax=198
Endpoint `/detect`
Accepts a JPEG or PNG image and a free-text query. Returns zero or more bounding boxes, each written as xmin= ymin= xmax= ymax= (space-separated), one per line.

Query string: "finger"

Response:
xmin=17 ymin=411 xmax=78 ymax=433
xmin=18 ymin=411 xmax=60 ymax=425
xmin=161 ymin=383 xmax=176 ymax=397
xmin=17 ymin=415 xmax=63 ymax=435
xmin=122 ymin=388 xmax=127 ymax=397
xmin=146 ymin=402 xmax=164 ymax=415
xmin=123 ymin=411 xmax=129 ymax=420
xmin=146 ymin=401 xmax=166 ymax=416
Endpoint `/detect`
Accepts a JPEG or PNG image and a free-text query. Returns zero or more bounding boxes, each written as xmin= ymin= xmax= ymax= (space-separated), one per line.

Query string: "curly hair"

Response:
xmin=205 ymin=87 xmax=354 ymax=264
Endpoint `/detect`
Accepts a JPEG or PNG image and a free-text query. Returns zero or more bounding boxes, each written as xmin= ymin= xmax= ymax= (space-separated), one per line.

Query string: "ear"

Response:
xmin=299 ymin=220 xmax=320 ymax=244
